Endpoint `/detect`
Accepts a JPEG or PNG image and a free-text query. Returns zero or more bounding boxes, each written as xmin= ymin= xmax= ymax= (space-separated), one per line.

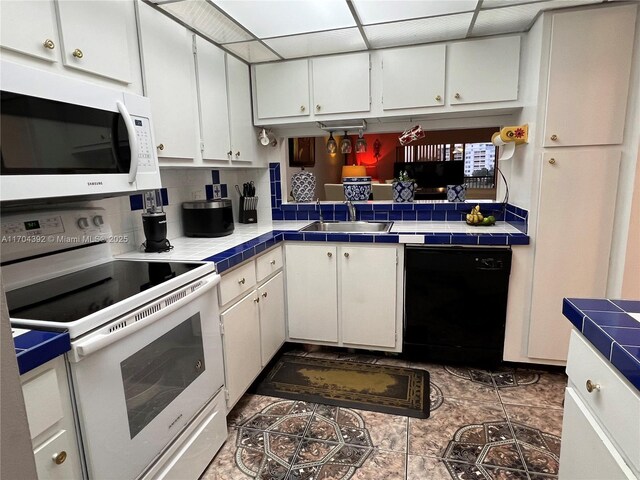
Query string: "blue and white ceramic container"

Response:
xmin=343 ymin=176 xmax=371 ymax=201
xmin=392 ymin=181 xmax=416 ymax=202
xmin=447 ymin=184 xmax=467 ymax=202
xmin=291 ymin=170 xmax=316 ymax=202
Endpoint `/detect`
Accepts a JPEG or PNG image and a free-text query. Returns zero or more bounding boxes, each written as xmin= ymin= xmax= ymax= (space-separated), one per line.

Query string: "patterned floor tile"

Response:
xmin=407 ymin=454 xmax=530 ymax=480
xmin=349 ymin=449 xmax=406 ymax=480
xmin=411 ymin=363 xmax=501 ymax=404
xmin=227 ymin=394 xmax=284 ymax=427
xmin=201 ymin=428 xmax=252 ymax=480
xmin=348 ymin=409 xmax=408 ymax=452
xmin=503 ymin=405 xmax=563 ymax=438
xmin=408 ymin=398 xmax=507 ymax=458
xmin=498 ymin=371 xmax=567 ymax=408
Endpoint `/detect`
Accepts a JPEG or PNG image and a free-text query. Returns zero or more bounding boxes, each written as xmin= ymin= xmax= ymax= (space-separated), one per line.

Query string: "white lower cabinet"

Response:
xmin=219 ymin=246 xmax=286 ymax=409
xmin=559 ymin=331 xmax=639 ymax=479
xmin=21 ymin=356 xmax=83 ymax=480
xmin=285 ymin=243 xmax=403 ymax=351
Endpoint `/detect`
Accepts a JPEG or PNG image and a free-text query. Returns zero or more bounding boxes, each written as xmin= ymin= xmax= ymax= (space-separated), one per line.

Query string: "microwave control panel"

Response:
xmin=132 ymin=116 xmax=154 ymax=170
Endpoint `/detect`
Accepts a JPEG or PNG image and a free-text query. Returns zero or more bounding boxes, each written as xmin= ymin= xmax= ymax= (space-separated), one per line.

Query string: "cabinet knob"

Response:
xmin=270 ymin=260 xmax=276 ymax=265
xmin=327 ymin=252 xmax=332 ymax=258
xmin=52 ymin=451 xmax=67 ymax=465
xmin=254 ymin=297 xmax=260 ymax=303
xmin=238 ymin=277 xmax=245 ymax=285
xmin=344 ymin=252 xmax=349 ymax=258
xmin=157 ymin=143 xmax=165 ymax=151
xmin=235 ymin=151 xmax=240 ymax=158
xmin=435 ymin=95 xmax=441 ymax=102
xmin=300 ymin=105 xmax=306 ymax=112
xmin=43 ymin=39 xmax=55 ymax=50
xmin=550 ymin=134 xmax=558 ymax=141
xmin=548 ymin=158 xmax=556 ymax=165
xmin=262 ymin=292 xmax=268 ymax=298
xmin=586 ymin=379 xmax=600 ymax=393
xmin=72 ymin=48 xmax=83 ymax=59
xmin=454 ymin=93 xmax=461 ymax=100
xmin=316 ymin=105 xmax=321 ymax=112
xmin=227 ymin=150 xmax=233 ymax=156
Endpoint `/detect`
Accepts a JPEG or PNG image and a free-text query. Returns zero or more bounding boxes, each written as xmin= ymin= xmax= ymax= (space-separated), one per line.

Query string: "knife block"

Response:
xmin=239 ymin=196 xmax=257 ymax=224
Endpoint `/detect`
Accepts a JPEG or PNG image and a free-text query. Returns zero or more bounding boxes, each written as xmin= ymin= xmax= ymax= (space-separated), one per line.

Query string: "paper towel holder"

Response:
xmin=492 ymin=124 xmax=528 ymax=161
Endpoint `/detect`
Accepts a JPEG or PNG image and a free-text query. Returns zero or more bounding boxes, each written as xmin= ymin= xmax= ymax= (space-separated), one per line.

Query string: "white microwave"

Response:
xmin=0 ymin=61 xmax=161 ymax=203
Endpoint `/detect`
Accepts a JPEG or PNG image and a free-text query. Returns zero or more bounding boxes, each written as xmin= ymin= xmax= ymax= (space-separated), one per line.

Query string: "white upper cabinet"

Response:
xmin=196 ymin=36 xmax=231 ymax=162
xmin=138 ymin=2 xmax=198 ymax=161
xmin=448 ymin=36 xmax=520 ymax=105
xmin=254 ymin=59 xmax=310 ymax=119
xmin=55 ymin=0 xmax=132 ymax=83
xmin=381 ymin=45 xmax=445 ymax=110
xmin=312 ymin=52 xmax=370 ymax=115
xmin=227 ymin=54 xmax=260 ymax=164
xmin=543 ymin=4 xmax=637 ymax=148
xmin=1 ymin=0 xmax=59 ymax=63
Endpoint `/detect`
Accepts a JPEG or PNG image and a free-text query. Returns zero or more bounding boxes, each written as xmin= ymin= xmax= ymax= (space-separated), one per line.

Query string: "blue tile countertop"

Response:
xmin=12 ymin=327 xmax=71 ymax=375
xmin=563 ymin=298 xmax=640 ymax=390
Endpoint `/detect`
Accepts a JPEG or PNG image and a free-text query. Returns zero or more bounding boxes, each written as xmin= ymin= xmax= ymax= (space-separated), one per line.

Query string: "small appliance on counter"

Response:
xmin=142 ymin=190 xmax=172 ymax=252
xmin=182 ymin=199 xmax=234 ymax=237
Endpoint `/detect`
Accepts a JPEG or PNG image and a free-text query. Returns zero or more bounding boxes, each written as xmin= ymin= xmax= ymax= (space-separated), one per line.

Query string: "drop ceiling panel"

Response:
xmin=352 ymin=0 xmax=478 ymax=25
xmin=223 ymin=41 xmax=280 ymax=63
xmin=482 ymin=0 xmax=551 ymax=8
xmin=161 ymin=0 xmax=252 ymax=44
xmin=364 ymin=13 xmax=474 ymax=49
xmin=472 ymin=0 xmax=601 ymax=36
xmin=213 ymin=0 xmax=355 ymax=38
xmin=264 ymin=28 xmax=366 ymax=59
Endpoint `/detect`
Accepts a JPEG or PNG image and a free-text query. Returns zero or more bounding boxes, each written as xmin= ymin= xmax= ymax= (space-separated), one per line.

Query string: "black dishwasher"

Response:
xmin=403 ymin=246 xmax=512 ymax=366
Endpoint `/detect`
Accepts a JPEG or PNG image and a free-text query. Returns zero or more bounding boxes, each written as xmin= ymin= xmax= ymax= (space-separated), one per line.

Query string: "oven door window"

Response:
xmin=0 ymin=91 xmax=131 ymax=175
xmin=120 ymin=313 xmax=206 ymax=439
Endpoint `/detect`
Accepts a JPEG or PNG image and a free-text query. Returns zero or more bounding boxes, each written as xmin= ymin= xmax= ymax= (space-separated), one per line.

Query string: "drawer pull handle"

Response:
xmin=157 ymin=143 xmax=165 ymax=151
xmin=586 ymin=379 xmax=600 ymax=393
xmin=53 ymin=451 xmax=67 ymax=465
xmin=327 ymin=252 xmax=332 ymax=258
xmin=254 ymin=297 xmax=260 ymax=303
xmin=454 ymin=93 xmax=461 ymax=100
xmin=435 ymin=95 xmax=441 ymax=102
xmin=550 ymin=134 xmax=558 ymax=141
xmin=43 ymin=39 xmax=55 ymax=50
xmin=238 ymin=278 xmax=245 ymax=285
xmin=270 ymin=260 xmax=276 ymax=265
xmin=548 ymin=158 xmax=556 ymax=165
xmin=344 ymin=252 xmax=350 ymax=258
xmin=262 ymin=292 xmax=268 ymax=298
xmin=72 ymin=48 xmax=83 ymax=59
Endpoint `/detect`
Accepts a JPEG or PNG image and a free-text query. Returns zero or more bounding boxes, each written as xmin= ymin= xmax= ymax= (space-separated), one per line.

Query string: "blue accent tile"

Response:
xmin=374 ymin=212 xmax=389 ymax=221
xmin=389 ymin=212 xmax=403 ymax=221
xmin=610 ymin=344 xmax=640 ymax=390
xmin=275 ymin=183 xmax=282 ymax=200
xmin=14 ymin=331 xmax=71 ymax=375
xmin=221 ymin=184 xmax=228 ymax=198
xmin=283 ymin=232 xmax=304 ymax=241
xmin=284 ymin=211 xmax=296 ymax=220
xmin=358 ymin=203 xmax=373 ymax=211
xmin=402 ymin=211 xmax=417 ymax=221
xmin=425 ymin=234 xmax=451 ymax=245
xmin=479 ymin=234 xmax=508 ymax=245
xmin=569 ymin=299 xmax=622 ymax=312
xmin=296 ymin=212 xmax=309 ymax=220
xmin=451 ymin=234 xmax=479 ymax=245
xmin=308 ymin=212 xmax=320 ymax=220
xmin=255 ymin=242 xmax=267 ymax=254
xmin=329 ymin=233 xmax=350 ymax=242
xmin=282 ymin=204 xmax=297 ymax=211
xmin=274 ymin=163 xmax=281 ymax=174
xmin=586 ymin=312 xmax=640 ymax=328
xmin=431 ymin=211 xmax=446 ymax=221
xmin=392 ymin=203 xmax=413 ymax=211
xmin=508 ymin=234 xmax=530 ymax=245
xmin=417 ymin=211 xmax=432 ymax=221
xmin=205 ymin=185 xmax=214 ymax=200
xmin=270 ymin=169 xmax=276 ymax=182
xmin=160 ymin=188 xmax=169 ymax=206
xmin=211 ymin=170 xmax=220 ymax=184
xmin=601 ymin=327 xmax=640 ymax=347
xmin=612 ymin=300 xmax=640 ymax=313
xmin=372 ymin=203 xmax=393 ymax=211
xmin=271 ymin=195 xmax=277 ymax=208
xmin=349 ymin=234 xmax=374 ymax=243
xmin=216 ymin=259 xmax=229 ymax=273
xmin=563 ymin=299 xmax=586 ymax=330
xmin=228 ymin=253 xmax=244 ymax=268
xmin=335 ymin=212 xmax=348 ymax=221
xmin=583 ymin=318 xmax=615 ymax=358
xmin=272 ymin=210 xmax=284 ymax=220
xmin=360 ymin=211 xmax=374 ymax=221
xmin=242 ymin=248 xmax=256 ymax=261
xmin=303 ymin=232 xmax=327 ymax=241
xmin=129 ymin=194 xmax=144 ymax=211
xmin=375 ymin=235 xmax=399 ymax=243
xmin=297 ymin=204 xmax=316 ymax=211
xmin=446 ymin=211 xmax=463 ymax=221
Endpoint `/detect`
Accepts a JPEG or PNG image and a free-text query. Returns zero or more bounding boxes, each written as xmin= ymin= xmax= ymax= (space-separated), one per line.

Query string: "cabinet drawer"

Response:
xmin=566 ymin=330 xmax=640 ymax=471
xmin=256 ymin=246 xmax=283 ymax=282
xmin=23 ymin=367 xmax=64 ymax=439
xmin=33 ymin=430 xmax=77 ymax=480
xmin=219 ymin=262 xmax=257 ymax=306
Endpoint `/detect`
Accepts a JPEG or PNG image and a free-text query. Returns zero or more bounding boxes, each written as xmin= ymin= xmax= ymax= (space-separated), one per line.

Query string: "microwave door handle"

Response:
xmin=116 ymin=101 xmax=138 ymax=184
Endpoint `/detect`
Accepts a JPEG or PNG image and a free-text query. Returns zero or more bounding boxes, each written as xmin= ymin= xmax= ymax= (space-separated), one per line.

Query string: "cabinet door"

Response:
xmin=55 ymin=0 xmax=133 ymax=83
xmin=528 ymin=150 xmax=620 ymax=361
xmin=448 ymin=36 xmax=520 ymax=105
xmin=221 ymin=293 xmax=261 ymax=408
xmin=254 ymin=59 xmax=309 ymax=119
xmin=312 ymin=52 xmax=370 ymax=115
xmin=381 ymin=45 xmax=445 ymax=110
xmin=285 ymin=244 xmax=338 ymax=342
xmin=138 ymin=3 xmax=198 ymax=161
xmin=341 ymin=246 xmax=397 ymax=348
xmin=33 ymin=429 xmax=78 ymax=480
xmin=543 ymin=5 xmax=637 ymax=147
xmin=1 ymin=0 xmax=58 ymax=63
xmin=195 ymin=37 xmax=231 ymax=162
xmin=559 ymin=387 xmax=636 ymax=479
xmin=227 ymin=55 xmax=260 ymax=164
xmin=258 ymin=272 xmax=286 ymax=366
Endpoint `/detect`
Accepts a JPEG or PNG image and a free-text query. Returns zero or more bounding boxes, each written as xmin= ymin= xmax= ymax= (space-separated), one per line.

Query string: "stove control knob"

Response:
xmin=77 ymin=217 xmax=90 ymax=229
xmin=93 ymin=215 xmax=104 ymax=227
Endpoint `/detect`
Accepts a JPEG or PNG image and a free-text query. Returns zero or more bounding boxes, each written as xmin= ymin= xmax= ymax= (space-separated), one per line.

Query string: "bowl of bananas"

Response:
xmin=465 ymin=205 xmax=497 ymax=226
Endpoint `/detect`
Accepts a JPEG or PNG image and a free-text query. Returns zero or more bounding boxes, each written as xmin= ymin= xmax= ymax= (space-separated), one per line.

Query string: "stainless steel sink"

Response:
xmin=301 ymin=221 xmax=393 ymax=233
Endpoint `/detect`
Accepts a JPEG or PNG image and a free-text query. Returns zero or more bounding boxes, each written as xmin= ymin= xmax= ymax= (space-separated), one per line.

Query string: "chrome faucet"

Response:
xmin=316 ymin=198 xmax=324 ymax=222
xmin=345 ymin=201 xmax=356 ymax=222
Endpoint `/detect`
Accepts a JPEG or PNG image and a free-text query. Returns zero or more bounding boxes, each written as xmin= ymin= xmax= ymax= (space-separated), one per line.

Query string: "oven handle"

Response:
xmin=73 ymin=272 xmax=220 ymax=359
xmin=117 ymin=100 xmax=139 ymax=184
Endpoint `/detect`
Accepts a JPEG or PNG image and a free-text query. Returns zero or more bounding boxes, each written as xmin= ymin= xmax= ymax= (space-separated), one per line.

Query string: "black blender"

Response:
xmin=142 ymin=190 xmax=172 ymax=253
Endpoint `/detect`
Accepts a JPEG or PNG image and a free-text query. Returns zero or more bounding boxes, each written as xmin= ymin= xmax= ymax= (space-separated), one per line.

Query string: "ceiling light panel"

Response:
xmin=472 ymin=0 xmax=601 ymax=36
xmin=213 ymin=0 xmax=356 ymax=38
xmin=352 ymin=0 xmax=478 ymax=25
xmin=223 ymin=41 xmax=280 ymax=63
xmin=364 ymin=13 xmax=474 ymax=49
xmin=161 ymin=0 xmax=253 ymax=44
xmin=482 ymin=0 xmax=551 ymax=8
xmin=264 ymin=28 xmax=367 ymax=59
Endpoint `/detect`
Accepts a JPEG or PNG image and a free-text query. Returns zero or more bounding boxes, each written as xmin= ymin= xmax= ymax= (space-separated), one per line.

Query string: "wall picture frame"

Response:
xmin=288 ymin=137 xmax=315 ymax=167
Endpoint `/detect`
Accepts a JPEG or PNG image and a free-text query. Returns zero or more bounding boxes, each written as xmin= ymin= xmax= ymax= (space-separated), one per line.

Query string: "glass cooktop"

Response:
xmin=6 ymin=261 xmax=201 ymax=323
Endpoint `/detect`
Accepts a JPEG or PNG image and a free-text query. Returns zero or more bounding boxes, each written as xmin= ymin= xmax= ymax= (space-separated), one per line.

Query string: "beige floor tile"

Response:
xmin=411 ymin=363 xmax=501 ymax=404
xmin=226 ymin=394 xmax=286 ymax=427
xmin=200 ymin=429 xmax=251 ymax=480
xmin=498 ymin=371 xmax=567 ymax=408
xmin=350 ymin=449 xmax=406 ymax=480
xmin=407 ymin=454 xmax=530 ymax=480
xmin=351 ymin=409 xmax=409 ymax=453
